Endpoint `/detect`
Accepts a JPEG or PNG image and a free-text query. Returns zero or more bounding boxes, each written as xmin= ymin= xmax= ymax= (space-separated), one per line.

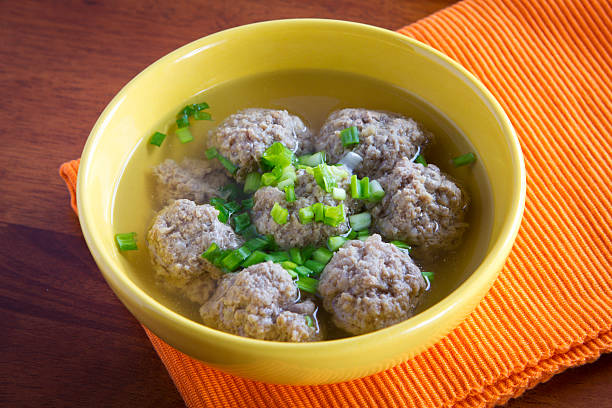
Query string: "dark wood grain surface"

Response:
xmin=1 ymin=0 xmax=610 ymax=406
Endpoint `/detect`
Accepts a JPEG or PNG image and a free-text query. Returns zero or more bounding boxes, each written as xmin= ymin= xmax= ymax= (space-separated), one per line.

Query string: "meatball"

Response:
xmin=146 ymin=200 xmax=243 ymax=301
xmin=152 ymin=158 xmax=230 ymax=207
xmin=315 ymin=108 xmax=432 ymax=178
xmin=211 ymin=109 xmax=311 ymax=181
xmin=199 ymin=262 xmax=321 ymax=342
xmin=318 ymin=234 xmax=427 ymax=335
xmin=373 ymin=158 xmax=469 ymax=258
xmin=251 ymin=169 xmax=355 ymax=249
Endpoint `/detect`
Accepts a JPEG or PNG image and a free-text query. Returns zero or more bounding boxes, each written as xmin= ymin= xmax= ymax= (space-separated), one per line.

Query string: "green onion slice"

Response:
xmin=243 ymin=172 xmax=261 ymax=193
xmin=421 ymin=271 xmax=434 ymax=281
xmin=305 ymin=315 xmax=314 ymax=327
xmin=284 ymin=185 xmax=296 ymax=202
xmin=267 ymin=251 xmax=290 ymax=263
xmin=295 ymin=265 xmax=314 ymax=277
xmin=350 ymin=175 xmax=361 ymax=199
xmin=201 ymin=242 xmax=219 ymax=261
xmin=297 ymin=151 xmax=326 ymax=167
xmin=232 ymin=212 xmax=251 ymax=233
xmin=281 ymin=261 xmax=298 ymax=271
xmin=271 ymin=203 xmax=289 ymax=225
xmin=313 ymin=164 xmax=337 ymax=193
xmin=298 ymin=206 xmax=314 ymax=224
xmin=349 ymin=212 xmax=371 ymax=231
xmin=415 ymin=154 xmax=427 ymax=167
xmin=176 ymin=114 xmax=190 ymax=129
xmin=311 ymin=247 xmax=333 ymax=264
xmin=323 ymin=203 xmax=345 ymax=227
xmin=296 ymin=276 xmax=318 ymax=294
xmin=327 ymin=236 xmax=347 ymax=252
xmin=340 ymin=126 xmax=359 ymax=147
xmin=216 ymin=154 xmax=238 ymax=174
xmin=452 ymin=152 xmax=476 ymax=167
xmin=312 ymin=203 xmax=324 ymax=222
xmin=205 ymin=147 xmax=218 ymax=159
xmin=241 ymin=198 xmax=254 ymax=209
xmin=261 ymin=142 xmax=294 ymax=169
xmin=149 ymin=132 xmax=166 ymax=147
xmin=241 ymin=250 xmax=268 ymax=268
xmin=391 ymin=240 xmax=412 ymax=251
xmin=245 ymin=236 xmax=271 ymax=251
xmin=304 ymin=259 xmax=325 ymax=276
xmin=360 ymin=177 xmax=370 ymax=199
xmin=194 ymin=111 xmax=212 ymax=121
xmin=115 ymin=232 xmax=138 ymax=251
xmin=289 ymin=248 xmax=304 ymax=265
xmin=332 ymin=187 xmax=346 ymax=201
xmin=369 ymin=180 xmax=385 ymax=201
xmin=175 ymin=127 xmax=193 ymax=144
xmin=221 ymin=246 xmax=252 ymax=271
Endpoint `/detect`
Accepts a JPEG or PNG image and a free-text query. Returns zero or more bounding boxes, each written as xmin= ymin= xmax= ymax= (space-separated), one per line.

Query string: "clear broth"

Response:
xmin=112 ymin=69 xmax=493 ymax=338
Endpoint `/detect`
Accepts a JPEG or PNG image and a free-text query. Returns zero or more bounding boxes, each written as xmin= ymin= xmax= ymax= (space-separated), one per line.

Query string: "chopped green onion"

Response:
xmin=223 ymin=201 xmax=241 ymax=214
xmin=349 ymin=212 xmax=371 ymax=231
xmin=241 ymin=198 xmax=254 ymax=209
xmin=205 ymin=147 xmax=218 ymax=159
xmin=285 ymin=268 xmax=298 ymax=279
xmin=243 ymin=172 xmax=261 ymax=193
xmin=360 ymin=177 xmax=370 ymax=199
xmin=276 ymin=178 xmax=293 ymax=190
xmin=357 ymin=234 xmax=370 ymax=241
xmin=194 ymin=111 xmax=212 ymax=121
xmin=176 ymin=114 xmax=190 ymax=129
xmin=213 ymin=204 xmax=229 ymax=223
xmin=149 ymin=132 xmax=166 ymax=147
xmin=178 ymin=105 xmax=195 ymax=117
xmin=332 ymin=187 xmax=346 ymax=201
xmin=271 ymin=202 xmax=289 ymax=225
xmin=295 ymin=265 xmax=314 ymax=277
xmin=327 ymin=236 xmax=347 ymax=252
xmin=421 ymin=271 xmax=434 ymax=281
xmin=201 ymin=242 xmax=219 ymax=261
xmin=219 ymin=183 xmax=241 ymax=201
xmin=311 ymin=247 xmax=333 ymax=264
xmin=305 ymin=315 xmax=314 ymax=327
xmin=301 ymin=245 xmax=316 ymax=260
xmin=290 ymin=248 xmax=304 ymax=265
xmin=241 ymin=250 xmax=268 ymax=268
xmin=221 ymin=246 xmax=252 ymax=271
xmin=261 ymin=171 xmax=279 ymax=186
xmin=323 ymin=203 xmax=345 ymax=227
xmin=281 ymin=261 xmax=298 ymax=270
xmin=346 ymin=229 xmax=357 ymax=240
xmin=338 ymin=151 xmax=363 ymax=171
xmin=296 ymin=276 xmax=318 ymax=294
xmin=245 ymin=236 xmax=271 ymax=251
xmin=217 ymin=154 xmax=238 ymax=174
xmin=340 ymin=126 xmax=359 ymax=147
xmin=452 ymin=152 xmax=476 ymax=167
xmin=304 ymin=259 xmax=325 ymax=275
xmin=415 ymin=154 xmax=427 ymax=166
xmin=391 ymin=240 xmax=412 ymax=251
xmin=284 ymin=185 xmax=296 ymax=202
xmin=210 ymin=197 xmax=225 ymax=207
xmin=115 ymin=232 xmax=138 ymax=251
xmin=267 ymin=251 xmax=290 ymax=263
xmin=297 ymin=151 xmax=326 ymax=167
xmin=261 ymin=142 xmax=294 ymax=169
xmin=369 ymin=180 xmax=385 ymax=201
xmin=313 ymin=164 xmax=337 ymax=193
xmin=175 ymin=127 xmax=193 ymax=143
xmin=194 ymin=102 xmax=209 ymax=111
xmin=312 ymin=203 xmax=324 ymax=222
xmin=350 ymin=175 xmax=361 ymax=199
xmin=298 ymin=206 xmax=314 ymax=224
xmin=232 ymin=212 xmax=251 ymax=233
xmin=239 ymin=224 xmax=258 ymax=239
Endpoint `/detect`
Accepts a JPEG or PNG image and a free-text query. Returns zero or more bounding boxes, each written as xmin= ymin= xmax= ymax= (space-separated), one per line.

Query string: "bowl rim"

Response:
xmin=78 ymin=19 xmax=526 ymax=355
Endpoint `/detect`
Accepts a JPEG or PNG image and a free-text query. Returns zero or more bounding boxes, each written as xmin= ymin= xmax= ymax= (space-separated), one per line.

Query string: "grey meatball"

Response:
xmin=199 ymin=262 xmax=321 ymax=342
xmin=146 ymin=200 xmax=243 ymax=302
xmin=152 ymin=158 xmax=230 ymax=207
xmin=211 ymin=109 xmax=311 ymax=181
xmin=315 ymin=108 xmax=432 ymax=178
xmin=318 ymin=234 xmax=427 ymax=335
xmin=373 ymin=158 xmax=469 ymax=259
xmin=251 ymin=169 xmax=355 ymax=249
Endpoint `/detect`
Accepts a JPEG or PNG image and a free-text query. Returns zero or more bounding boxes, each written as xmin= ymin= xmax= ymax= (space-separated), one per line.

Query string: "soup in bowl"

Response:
xmin=78 ymin=19 xmax=525 ymax=384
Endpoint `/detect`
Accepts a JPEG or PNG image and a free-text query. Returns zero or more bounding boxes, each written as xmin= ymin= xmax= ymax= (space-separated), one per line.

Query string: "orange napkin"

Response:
xmin=60 ymin=0 xmax=612 ymax=406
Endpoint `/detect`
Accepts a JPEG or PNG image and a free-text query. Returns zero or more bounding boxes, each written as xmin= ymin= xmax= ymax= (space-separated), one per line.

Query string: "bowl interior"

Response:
xmin=78 ymin=19 xmax=524 ymax=384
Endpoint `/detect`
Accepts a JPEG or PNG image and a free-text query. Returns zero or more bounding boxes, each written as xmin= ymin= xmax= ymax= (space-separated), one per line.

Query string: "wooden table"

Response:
xmin=1 ymin=0 xmax=610 ymax=406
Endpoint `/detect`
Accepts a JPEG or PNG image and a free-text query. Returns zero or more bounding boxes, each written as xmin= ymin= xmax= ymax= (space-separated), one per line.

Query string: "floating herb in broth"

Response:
xmin=112 ymin=69 xmax=493 ymax=337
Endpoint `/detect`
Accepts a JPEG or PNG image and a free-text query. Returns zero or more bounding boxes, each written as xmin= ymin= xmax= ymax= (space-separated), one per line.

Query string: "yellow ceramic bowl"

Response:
xmin=78 ymin=19 xmax=525 ymax=385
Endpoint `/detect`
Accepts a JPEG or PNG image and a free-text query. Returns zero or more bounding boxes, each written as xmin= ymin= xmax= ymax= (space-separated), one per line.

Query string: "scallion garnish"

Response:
xmin=350 ymin=175 xmax=361 ymax=199
xmin=267 ymin=251 xmax=291 ymax=263
xmin=239 ymin=224 xmax=258 ymax=240
xmin=357 ymin=234 xmax=370 ymax=241
xmin=305 ymin=315 xmax=314 ymax=327
xmin=338 ymin=151 xmax=363 ymax=171
xmin=216 ymin=154 xmax=238 ymax=174
xmin=391 ymin=240 xmax=412 ymax=251
xmin=261 ymin=142 xmax=295 ymax=169
xmin=415 ymin=154 xmax=427 ymax=167
xmin=360 ymin=177 xmax=370 ymax=199
xmin=232 ymin=212 xmax=251 ymax=233
xmin=193 ymin=102 xmax=209 ymax=111
xmin=327 ymin=236 xmax=347 ymax=252
xmin=241 ymin=198 xmax=254 ymax=209
xmin=452 ymin=152 xmax=476 ymax=167
xmin=290 ymin=248 xmax=304 ymax=265
xmin=304 ymin=259 xmax=325 ymax=275
xmin=311 ymin=247 xmax=333 ymax=264
xmin=312 ymin=203 xmax=324 ymax=222
xmin=205 ymin=147 xmax=218 ymax=159
xmin=281 ymin=261 xmax=298 ymax=271
xmin=296 ymin=276 xmax=318 ymax=294
xmin=421 ymin=271 xmax=434 ymax=281
xmin=219 ymin=183 xmax=242 ymax=201
xmin=369 ymin=180 xmax=385 ymax=201
xmin=194 ymin=111 xmax=212 ymax=121
xmin=313 ymin=164 xmax=337 ymax=193
xmin=295 ymin=265 xmax=314 ymax=277
xmin=271 ymin=202 xmax=289 ymax=225
xmin=176 ymin=114 xmax=190 ymax=129
xmin=349 ymin=212 xmax=371 ymax=231
xmin=241 ymin=250 xmax=268 ymax=268
xmin=175 ymin=127 xmax=193 ymax=143
xmin=243 ymin=172 xmax=261 ymax=193
xmin=178 ymin=105 xmax=195 ymax=117
xmin=149 ymin=132 xmax=166 ymax=147
xmin=223 ymin=201 xmax=241 ymax=214
xmin=261 ymin=171 xmax=279 ymax=186
xmin=332 ymin=187 xmax=346 ymax=201
xmin=297 ymin=151 xmax=326 ymax=167
xmin=201 ymin=242 xmax=219 ymax=261
xmin=323 ymin=203 xmax=345 ymax=227
xmin=115 ymin=232 xmax=138 ymax=251
xmin=298 ymin=206 xmax=314 ymax=224
xmin=340 ymin=126 xmax=359 ymax=147
xmin=221 ymin=246 xmax=252 ymax=271
xmin=245 ymin=236 xmax=271 ymax=251
xmin=284 ymin=185 xmax=296 ymax=202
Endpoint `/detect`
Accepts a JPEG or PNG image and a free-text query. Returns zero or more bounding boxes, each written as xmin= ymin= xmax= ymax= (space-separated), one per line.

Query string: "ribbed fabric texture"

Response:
xmin=60 ymin=0 xmax=612 ymax=406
